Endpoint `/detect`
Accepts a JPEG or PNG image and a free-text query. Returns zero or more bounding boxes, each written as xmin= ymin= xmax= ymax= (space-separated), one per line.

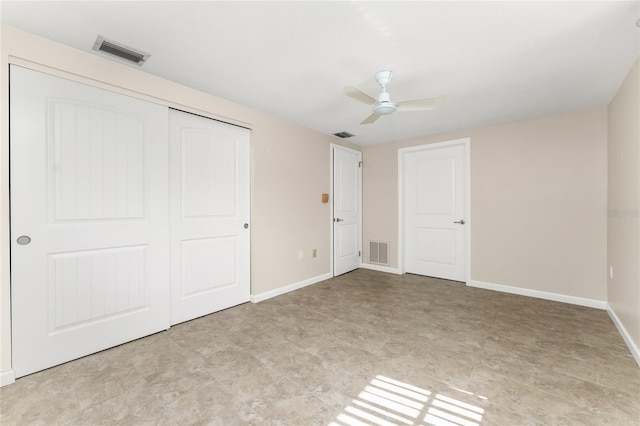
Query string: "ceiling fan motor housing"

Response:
xmin=374 ymin=91 xmax=397 ymax=115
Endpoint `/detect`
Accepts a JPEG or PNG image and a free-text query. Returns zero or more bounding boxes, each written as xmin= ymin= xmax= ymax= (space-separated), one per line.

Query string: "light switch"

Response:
xmin=322 ymin=193 xmax=329 ymax=203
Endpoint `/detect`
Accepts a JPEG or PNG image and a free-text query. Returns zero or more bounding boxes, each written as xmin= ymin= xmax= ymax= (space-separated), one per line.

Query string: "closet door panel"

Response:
xmin=10 ymin=66 xmax=170 ymax=377
xmin=169 ymin=110 xmax=250 ymax=325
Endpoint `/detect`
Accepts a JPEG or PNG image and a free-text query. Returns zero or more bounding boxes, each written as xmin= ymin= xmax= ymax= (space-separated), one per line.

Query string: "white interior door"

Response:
xmin=10 ymin=66 xmax=170 ymax=378
xmin=333 ymin=146 xmax=361 ymax=276
xmin=403 ymin=143 xmax=467 ymax=282
xmin=169 ymin=110 xmax=250 ymax=325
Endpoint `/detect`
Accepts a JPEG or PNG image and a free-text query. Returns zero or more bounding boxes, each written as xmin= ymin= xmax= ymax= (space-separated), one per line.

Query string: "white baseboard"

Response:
xmin=250 ymin=272 xmax=333 ymax=303
xmin=360 ymin=263 xmax=401 ymax=275
xmin=607 ymin=304 xmax=640 ymax=368
xmin=469 ymin=280 xmax=607 ymax=310
xmin=0 ymin=369 xmax=15 ymax=387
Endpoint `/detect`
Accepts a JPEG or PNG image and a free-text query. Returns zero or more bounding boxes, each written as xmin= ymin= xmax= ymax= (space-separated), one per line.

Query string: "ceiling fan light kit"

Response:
xmin=344 ymin=70 xmax=445 ymax=125
xmin=372 ymin=103 xmax=396 ymax=115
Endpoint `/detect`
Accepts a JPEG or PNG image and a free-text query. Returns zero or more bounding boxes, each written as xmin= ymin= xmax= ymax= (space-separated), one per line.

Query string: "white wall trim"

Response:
xmin=0 ymin=369 xmax=15 ymax=387
xmin=360 ymin=263 xmax=402 ymax=275
xmin=607 ymin=304 xmax=640 ymax=368
xmin=469 ymin=280 xmax=607 ymax=310
xmin=329 ymin=145 xmax=336 ymax=277
xmin=250 ymin=272 xmax=332 ymax=303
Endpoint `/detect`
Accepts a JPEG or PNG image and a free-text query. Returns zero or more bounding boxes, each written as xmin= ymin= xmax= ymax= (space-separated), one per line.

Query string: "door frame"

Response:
xmin=398 ymin=138 xmax=471 ymax=284
xmin=330 ymin=144 xmax=362 ymax=276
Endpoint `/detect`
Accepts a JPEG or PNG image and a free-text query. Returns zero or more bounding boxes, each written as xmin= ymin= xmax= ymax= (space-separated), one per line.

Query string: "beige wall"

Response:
xmin=1 ymin=24 xmax=630 ymax=378
xmin=0 ymin=26 xmax=358 ymax=374
xmin=607 ymin=57 xmax=640 ymax=354
xmin=363 ymin=108 xmax=608 ymax=301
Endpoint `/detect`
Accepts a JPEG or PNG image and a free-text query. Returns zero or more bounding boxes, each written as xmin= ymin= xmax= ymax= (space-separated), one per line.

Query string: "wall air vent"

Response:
xmin=92 ymin=35 xmax=150 ymax=66
xmin=368 ymin=240 xmax=389 ymax=266
xmin=333 ymin=131 xmax=355 ymax=139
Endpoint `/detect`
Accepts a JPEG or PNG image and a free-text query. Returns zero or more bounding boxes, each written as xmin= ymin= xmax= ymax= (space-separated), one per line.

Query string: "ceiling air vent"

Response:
xmin=92 ymin=35 xmax=150 ymax=66
xmin=333 ymin=131 xmax=355 ymax=139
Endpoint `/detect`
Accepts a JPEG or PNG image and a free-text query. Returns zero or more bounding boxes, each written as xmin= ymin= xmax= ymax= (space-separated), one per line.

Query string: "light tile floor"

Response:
xmin=1 ymin=269 xmax=638 ymax=425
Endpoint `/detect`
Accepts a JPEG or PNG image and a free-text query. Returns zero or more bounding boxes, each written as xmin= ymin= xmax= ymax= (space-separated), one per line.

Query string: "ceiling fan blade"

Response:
xmin=344 ymin=86 xmax=377 ymax=105
xmin=396 ymin=95 xmax=446 ymax=112
xmin=360 ymin=113 xmax=381 ymax=125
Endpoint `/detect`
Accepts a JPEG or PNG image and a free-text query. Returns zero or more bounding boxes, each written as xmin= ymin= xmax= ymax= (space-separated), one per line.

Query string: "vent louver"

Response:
xmin=333 ymin=131 xmax=355 ymax=139
xmin=368 ymin=240 xmax=389 ymax=266
xmin=93 ymin=35 xmax=150 ymax=66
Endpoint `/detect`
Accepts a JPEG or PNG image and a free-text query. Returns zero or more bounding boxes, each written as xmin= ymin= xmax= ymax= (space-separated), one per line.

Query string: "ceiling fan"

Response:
xmin=344 ymin=70 xmax=446 ymax=124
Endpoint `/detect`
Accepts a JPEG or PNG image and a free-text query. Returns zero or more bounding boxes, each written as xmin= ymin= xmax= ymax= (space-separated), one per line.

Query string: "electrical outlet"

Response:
xmin=298 ymin=250 xmax=304 ymax=260
xmin=312 ymin=249 xmax=317 ymax=258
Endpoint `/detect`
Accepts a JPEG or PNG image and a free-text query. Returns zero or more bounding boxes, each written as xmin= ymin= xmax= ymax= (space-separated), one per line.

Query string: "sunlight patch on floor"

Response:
xmin=329 ymin=375 xmax=486 ymax=426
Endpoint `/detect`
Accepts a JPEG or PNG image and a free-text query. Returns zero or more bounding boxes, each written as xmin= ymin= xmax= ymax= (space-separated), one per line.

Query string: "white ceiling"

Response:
xmin=1 ymin=1 xmax=638 ymax=146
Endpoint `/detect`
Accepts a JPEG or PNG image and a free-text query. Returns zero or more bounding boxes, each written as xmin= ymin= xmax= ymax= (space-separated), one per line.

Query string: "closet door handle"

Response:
xmin=17 ymin=236 xmax=31 ymax=245
xmin=454 ymin=220 xmax=465 ymax=225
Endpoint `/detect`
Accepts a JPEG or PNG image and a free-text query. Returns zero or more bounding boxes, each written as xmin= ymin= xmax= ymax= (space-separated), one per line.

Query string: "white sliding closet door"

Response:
xmin=10 ymin=66 xmax=170 ymax=378
xmin=169 ymin=110 xmax=250 ymax=325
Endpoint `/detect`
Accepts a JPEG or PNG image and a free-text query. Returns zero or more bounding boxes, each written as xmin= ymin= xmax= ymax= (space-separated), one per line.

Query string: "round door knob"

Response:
xmin=244 ymin=223 xmax=249 ymax=229
xmin=17 ymin=236 xmax=31 ymax=245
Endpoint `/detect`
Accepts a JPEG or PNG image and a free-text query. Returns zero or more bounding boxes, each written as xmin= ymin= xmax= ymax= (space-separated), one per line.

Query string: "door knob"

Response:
xmin=17 ymin=235 xmax=31 ymax=245
xmin=453 ymin=220 xmax=465 ymax=225
xmin=335 ymin=218 xmax=344 ymax=222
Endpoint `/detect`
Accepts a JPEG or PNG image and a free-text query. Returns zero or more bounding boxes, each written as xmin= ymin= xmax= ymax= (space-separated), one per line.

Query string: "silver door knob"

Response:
xmin=244 ymin=223 xmax=249 ymax=229
xmin=453 ymin=220 xmax=465 ymax=225
xmin=17 ymin=236 xmax=31 ymax=245
xmin=335 ymin=218 xmax=344 ymax=222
